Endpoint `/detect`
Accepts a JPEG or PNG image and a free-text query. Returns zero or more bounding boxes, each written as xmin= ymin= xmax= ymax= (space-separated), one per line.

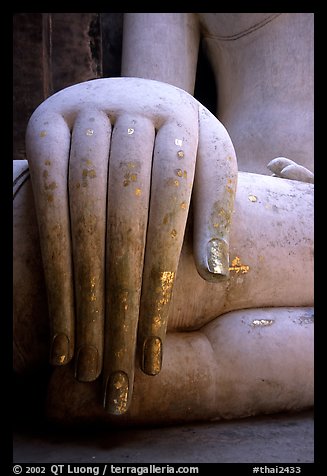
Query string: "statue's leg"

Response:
xmin=14 ymin=161 xmax=313 ymax=424
xmin=13 ymin=160 xmax=49 ymax=372
xmin=167 ymin=171 xmax=313 ymax=331
xmin=45 ymin=306 xmax=313 ymax=426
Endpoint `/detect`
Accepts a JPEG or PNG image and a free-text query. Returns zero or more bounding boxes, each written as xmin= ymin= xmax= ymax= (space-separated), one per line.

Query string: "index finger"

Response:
xmin=137 ymin=117 xmax=198 ymax=376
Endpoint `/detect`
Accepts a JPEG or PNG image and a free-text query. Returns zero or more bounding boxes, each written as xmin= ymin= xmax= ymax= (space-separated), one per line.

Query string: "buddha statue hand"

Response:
xmin=25 ymin=77 xmax=238 ymax=414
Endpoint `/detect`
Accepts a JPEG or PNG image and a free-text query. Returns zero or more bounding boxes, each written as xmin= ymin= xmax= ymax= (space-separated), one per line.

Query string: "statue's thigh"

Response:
xmin=45 ymin=306 xmax=313 ymax=426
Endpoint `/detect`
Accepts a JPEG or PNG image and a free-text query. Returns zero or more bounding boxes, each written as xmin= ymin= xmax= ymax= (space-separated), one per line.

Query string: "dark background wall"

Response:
xmin=13 ymin=13 xmax=124 ymax=162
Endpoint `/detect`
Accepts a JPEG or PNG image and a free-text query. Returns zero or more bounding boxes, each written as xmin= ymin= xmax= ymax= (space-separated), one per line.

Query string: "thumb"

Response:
xmin=193 ymin=105 xmax=238 ymax=282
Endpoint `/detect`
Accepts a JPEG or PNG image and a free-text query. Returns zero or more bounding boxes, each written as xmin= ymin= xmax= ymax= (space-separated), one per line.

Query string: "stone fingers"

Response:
xmin=26 ymin=112 xmax=75 ymax=365
xmin=25 ymin=78 xmax=205 ymax=417
xmin=267 ymin=157 xmax=314 ymax=183
xmin=103 ymin=115 xmax=155 ymax=414
xmin=69 ymin=109 xmax=111 ymax=382
xmin=137 ymin=120 xmax=198 ymax=377
xmin=193 ymin=105 xmax=238 ymax=282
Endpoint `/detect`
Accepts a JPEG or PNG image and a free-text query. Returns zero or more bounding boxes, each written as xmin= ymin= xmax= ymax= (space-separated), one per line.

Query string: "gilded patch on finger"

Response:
xmin=135 ymin=188 xmax=142 ymax=196
xmin=44 ymin=181 xmax=57 ymax=191
xmin=120 ymin=290 xmax=129 ymax=312
xmin=207 ymin=239 xmax=229 ymax=275
xmin=158 ymin=271 xmax=175 ymax=307
xmin=123 ymin=172 xmax=138 ymax=187
xmin=170 ymin=229 xmax=177 ymax=238
xmin=104 ymin=371 xmax=129 ymax=415
xmin=89 ymin=276 xmax=97 ymax=302
xmin=152 ymin=271 xmax=176 ymax=323
xmin=210 ymin=203 xmax=232 ymax=234
xmin=143 ymin=336 xmax=162 ymax=375
xmin=175 ymin=169 xmax=187 ymax=178
xmin=166 ymin=178 xmax=180 ymax=187
xmin=82 ymin=169 xmax=97 ymax=179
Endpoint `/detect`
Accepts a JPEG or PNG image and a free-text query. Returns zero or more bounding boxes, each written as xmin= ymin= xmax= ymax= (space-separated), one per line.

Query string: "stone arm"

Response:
xmin=121 ymin=13 xmax=314 ymax=183
xmin=121 ymin=13 xmax=200 ymax=94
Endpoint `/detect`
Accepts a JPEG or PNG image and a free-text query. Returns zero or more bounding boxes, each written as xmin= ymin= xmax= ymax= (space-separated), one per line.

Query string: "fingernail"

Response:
xmin=142 ymin=336 xmax=162 ymax=375
xmin=75 ymin=346 xmax=99 ymax=382
xmin=104 ymin=371 xmax=129 ymax=415
xmin=207 ymin=238 xmax=229 ymax=277
xmin=50 ymin=333 xmax=69 ymax=365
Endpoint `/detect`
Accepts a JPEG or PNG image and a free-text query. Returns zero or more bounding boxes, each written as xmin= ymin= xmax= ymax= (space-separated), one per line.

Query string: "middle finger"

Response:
xmin=103 ymin=114 xmax=155 ymax=414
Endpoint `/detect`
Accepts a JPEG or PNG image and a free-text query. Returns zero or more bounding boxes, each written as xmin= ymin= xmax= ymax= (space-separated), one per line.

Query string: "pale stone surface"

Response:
xmin=122 ymin=13 xmax=314 ymax=175
xmin=13 ymin=13 xmax=314 ymax=428
xmin=24 ymin=77 xmax=238 ymax=412
xmin=13 ymin=156 xmax=313 ymax=424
